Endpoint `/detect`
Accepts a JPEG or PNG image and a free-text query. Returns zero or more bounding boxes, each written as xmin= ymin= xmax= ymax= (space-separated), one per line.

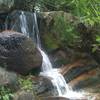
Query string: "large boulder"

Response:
xmin=0 ymin=31 xmax=42 ymax=75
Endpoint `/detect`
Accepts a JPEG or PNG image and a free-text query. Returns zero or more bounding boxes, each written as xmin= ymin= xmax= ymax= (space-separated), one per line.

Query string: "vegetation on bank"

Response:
xmin=0 ymin=76 xmax=37 ymax=100
xmin=36 ymin=0 xmax=100 ymax=52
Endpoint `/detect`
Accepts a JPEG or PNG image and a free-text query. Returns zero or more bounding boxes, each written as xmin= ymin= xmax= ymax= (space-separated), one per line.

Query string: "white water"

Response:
xmin=19 ymin=11 xmax=84 ymax=98
xmin=20 ymin=11 xmax=29 ymax=37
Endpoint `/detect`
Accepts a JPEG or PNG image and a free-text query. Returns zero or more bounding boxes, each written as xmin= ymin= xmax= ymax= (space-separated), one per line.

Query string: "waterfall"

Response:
xmin=10 ymin=11 xmax=84 ymax=99
xmin=33 ymin=12 xmax=70 ymax=96
xmin=19 ymin=11 xmax=29 ymax=37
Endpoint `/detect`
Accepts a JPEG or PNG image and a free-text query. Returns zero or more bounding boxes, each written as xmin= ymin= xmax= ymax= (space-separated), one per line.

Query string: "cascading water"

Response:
xmin=33 ymin=13 xmax=52 ymax=72
xmin=32 ymin=12 xmax=84 ymax=98
xmin=33 ymin=12 xmax=70 ymax=96
xmin=19 ymin=11 xmax=29 ymax=37
xmin=11 ymin=11 xmax=84 ymax=99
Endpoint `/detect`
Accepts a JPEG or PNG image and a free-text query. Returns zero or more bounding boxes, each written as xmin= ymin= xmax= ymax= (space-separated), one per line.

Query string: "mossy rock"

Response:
xmin=39 ymin=11 xmax=79 ymax=52
xmin=43 ymin=33 xmax=59 ymax=52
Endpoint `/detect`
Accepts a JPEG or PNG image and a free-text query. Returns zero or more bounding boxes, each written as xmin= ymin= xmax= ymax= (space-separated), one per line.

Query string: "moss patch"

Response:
xmin=43 ymin=33 xmax=59 ymax=51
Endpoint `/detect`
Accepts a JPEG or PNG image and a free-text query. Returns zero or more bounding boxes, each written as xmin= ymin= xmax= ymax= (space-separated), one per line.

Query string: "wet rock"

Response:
xmin=57 ymin=51 xmax=100 ymax=100
xmin=70 ymin=68 xmax=100 ymax=100
xmin=64 ymin=64 xmax=98 ymax=83
xmin=59 ymin=52 xmax=98 ymax=81
xmin=32 ymin=76 xmax=58 ymax=97
xmin=41 ymin=96 xmax=70 ymax=100
xmin=0 ymin=31 xmax=42 ymax=75
xmin=70 ymin=67 xmax=100 ymax=90
xmin=50 ymin=48 xmax=77 ymax=68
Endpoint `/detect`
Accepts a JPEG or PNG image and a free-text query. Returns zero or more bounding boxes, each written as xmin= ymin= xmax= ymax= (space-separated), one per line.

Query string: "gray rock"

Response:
xmin=0 ymin=67 xmax=18 ymax=89
xmin=14 ymin=91 xmax=36 ymax=100
xmin=0 ymin=31 xmax=42 ymax=75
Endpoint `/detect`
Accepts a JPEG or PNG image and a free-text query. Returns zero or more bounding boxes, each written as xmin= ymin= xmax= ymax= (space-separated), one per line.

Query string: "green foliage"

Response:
xmin=43 ymin=33 xmax=59 ymax=51
xmin=92 ymin=35 xmax=100 ymax=52
xmin=53 ymin=15 xmax=79 ymax=46
xmin=96 ymin=35 xmax=100 ymax=43
xmin=36 ymin=0 xmax=75 ymax=11
xmin=18 ymin=77 xmax=33 ymax=91
xmin=36 ymin=0 xmax=100 ymax=50
xmin=0 ymin=76 xmax=37 ymax=100
xmin=18 ymin=77 xmax=39 ymax=100
xmin=73 ymin=0 xmax=100 ymax=25
xmin=36 ymin=0 xmax=100 ymax=25
xmin=0 ymin=86 xmax=13 ymax=100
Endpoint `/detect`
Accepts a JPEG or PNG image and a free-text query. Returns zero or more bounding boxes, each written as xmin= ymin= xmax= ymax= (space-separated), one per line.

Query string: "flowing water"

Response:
xmin=32 ymin=12 xmax=84 ymax=98
xmin=20 ymin=11 xmax=29 ymax=37
xmin=10 ymin=11 xmax=84 ymax=99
